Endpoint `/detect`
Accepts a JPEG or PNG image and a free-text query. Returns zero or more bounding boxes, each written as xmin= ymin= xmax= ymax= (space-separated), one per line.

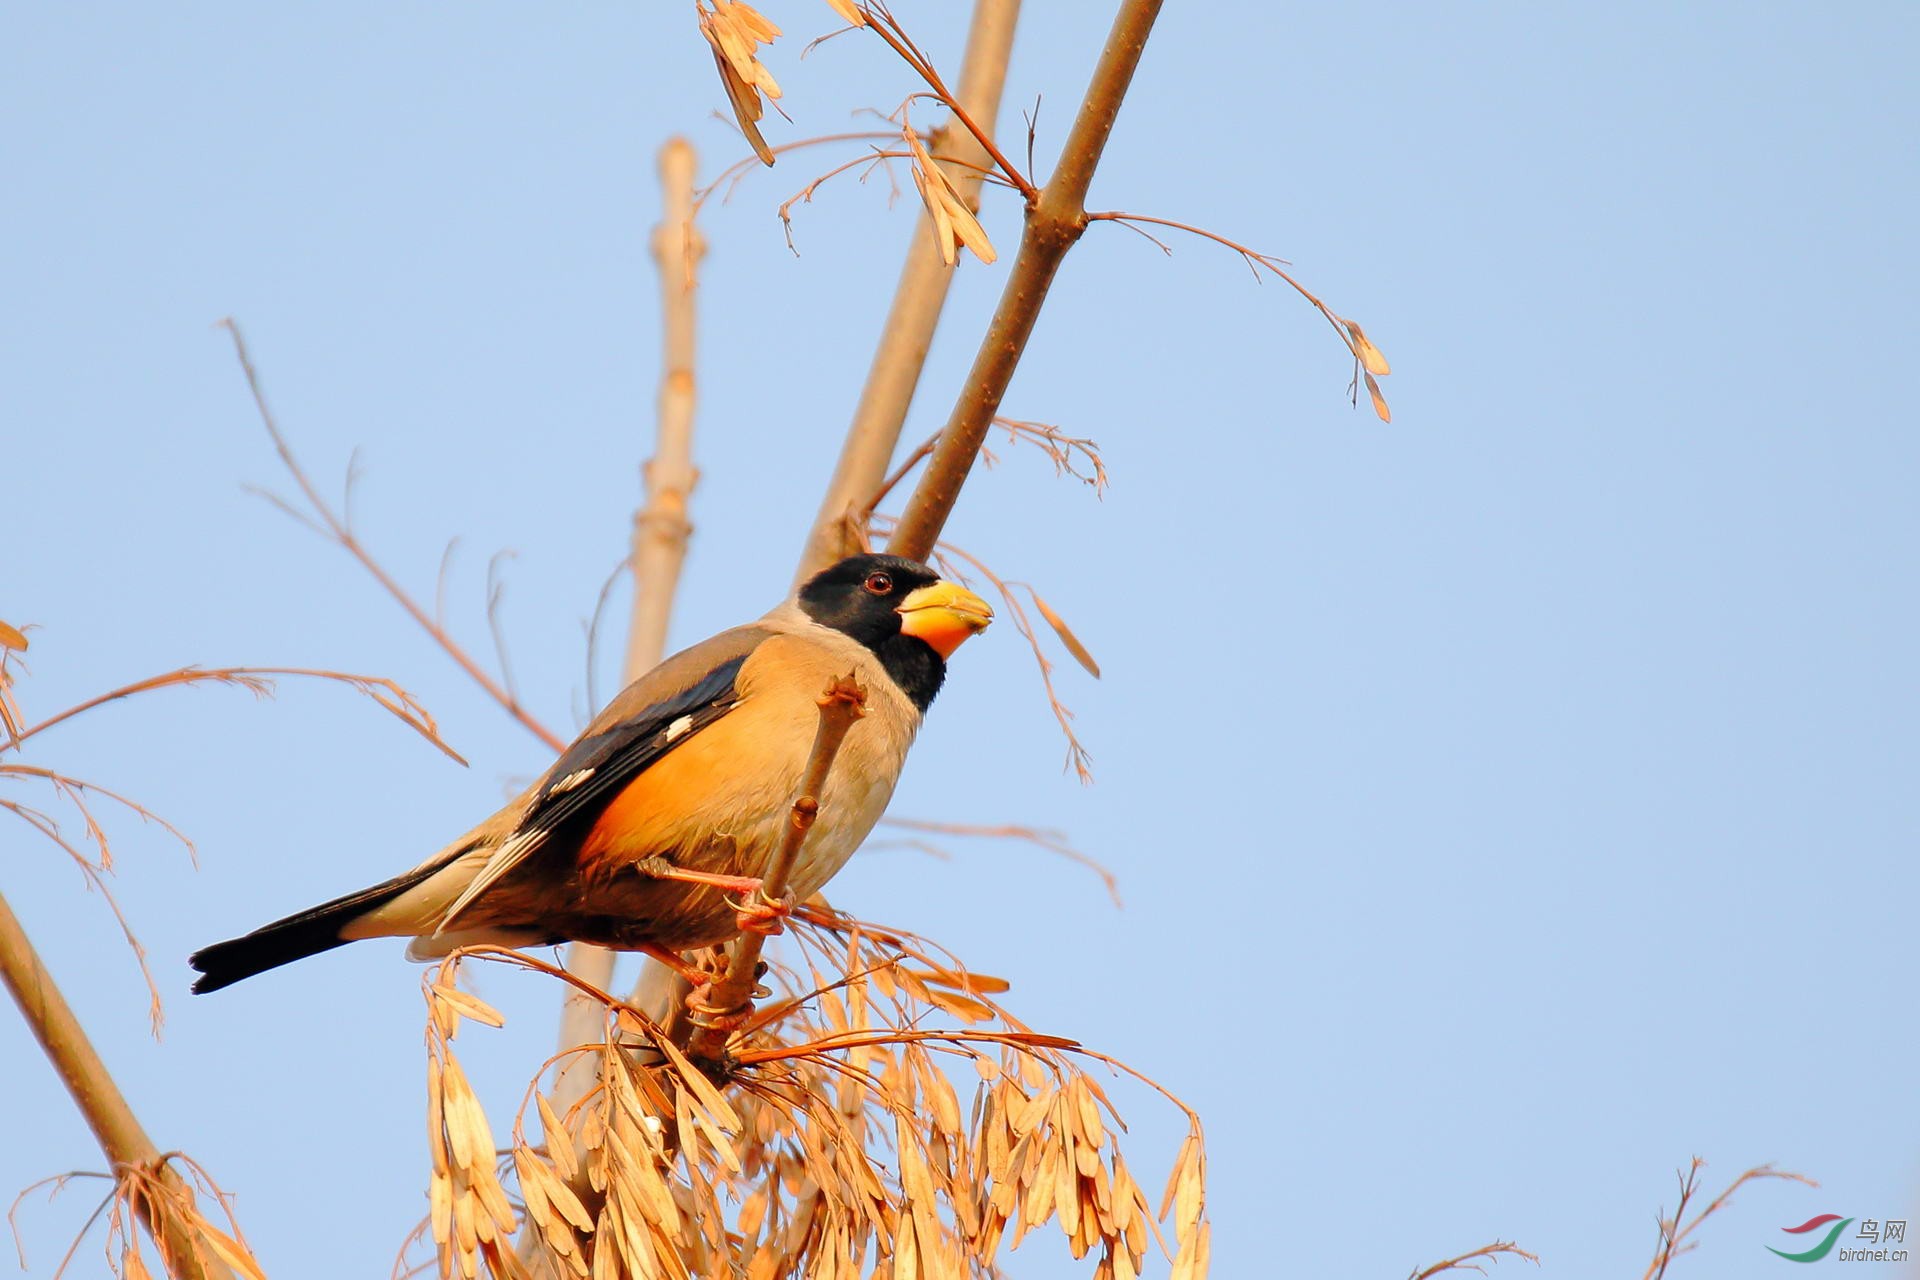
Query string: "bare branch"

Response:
xmin=220 ymin=318 xmax=567 ymax=754
xmin=0 ymin=890 xmax=234 ymax=1280
xmin=550 ymin=135 xmax=709 ymax=1200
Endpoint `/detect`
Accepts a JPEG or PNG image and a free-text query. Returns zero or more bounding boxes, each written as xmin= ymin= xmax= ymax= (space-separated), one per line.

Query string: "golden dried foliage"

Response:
xmin=426 ymin=977 xmax=525 ymax=1280
xmin=411 ymin=921 xmax=1210 ymax=1280
xmin=903 ymin=126 xmax=996 ymax=267
xmin=0 ymin=621 xmax=27 ymax=747
xmin=821 ymin=0 xmax=868 ymax=29
xmin=698 ymin=0 xmax=784 ymax=166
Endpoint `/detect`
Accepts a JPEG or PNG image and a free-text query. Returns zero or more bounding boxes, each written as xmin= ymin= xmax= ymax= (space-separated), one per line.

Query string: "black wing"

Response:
xmin=439 ymin=650 xmax=749 ymax=925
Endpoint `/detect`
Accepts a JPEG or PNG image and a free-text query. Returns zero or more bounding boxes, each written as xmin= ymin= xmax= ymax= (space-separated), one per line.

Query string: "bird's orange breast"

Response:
xmin=572 ymin=629 xmax=920 ymax=897
xmin=574 ymin=680 xmax=809 ymax=877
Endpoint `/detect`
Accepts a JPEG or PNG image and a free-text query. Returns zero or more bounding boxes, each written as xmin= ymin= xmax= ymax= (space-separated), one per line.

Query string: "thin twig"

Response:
xmin=684 ymin=675 xmax=868 ymax=1064
xmin=1642 ymin=1159 xmax=1812 ymax=1280
xmin=860 ymin=2 xmax=1035 ymax=200
xmin=875 ymin=816 xmax=1120 ymax=905
xmin=1085 ymin=208 xmax=1392 ymax=418
xmin=220 ymin=318 xmax=567 ymax=754
xmin=869 ymin=518 xmax=1095 ymax=778
xmin=14 ymin=665 xmax=460 ymax=762
xmin=1409 ymin=1241 xmax=1539 ymax=1280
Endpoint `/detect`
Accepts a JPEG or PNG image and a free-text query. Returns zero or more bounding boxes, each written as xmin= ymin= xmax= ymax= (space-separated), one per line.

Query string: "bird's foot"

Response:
xmin=634 ymin=857 xmax=765 ymax=898
xmin=683 ymin=998 xmax=753 ymax=1031
xmin=637 ymin=943 xmax=713 ymax=989
xmin=729 ymin=890 xmax=791 ymax=937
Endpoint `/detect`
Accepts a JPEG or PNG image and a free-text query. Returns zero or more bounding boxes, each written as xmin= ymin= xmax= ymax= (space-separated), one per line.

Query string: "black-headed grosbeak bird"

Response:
xmin=189 ymin=554 xmax=991 ymax=993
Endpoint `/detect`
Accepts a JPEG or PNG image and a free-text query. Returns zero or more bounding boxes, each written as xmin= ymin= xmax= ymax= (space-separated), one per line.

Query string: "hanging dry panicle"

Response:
xmin=903 ymin=127 xmax=997 ymax=267
xmin=408 ymin=921 xmax=1210 ymax=1280
xmin=425 ymin=974 xmax=525 ymax=1280
xmin=698 ymin=0 xmax=783 ymax=167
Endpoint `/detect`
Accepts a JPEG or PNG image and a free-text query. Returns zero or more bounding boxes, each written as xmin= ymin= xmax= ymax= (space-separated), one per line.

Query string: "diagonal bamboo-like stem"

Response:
xmin=624 ymin=137 xmax=706 ymax=678
xmin=683 ymin=675 xmax=867 ymax=1065
xmin=793 ymin=0 xmax=1023 ymax=583
xmin=0 ymin=891 xmax=230 ymax=1280
xmin=551 ymin=136 xmax=708 ymax=1119
xmin=887 ymin=0 xmax=1163 ymax=561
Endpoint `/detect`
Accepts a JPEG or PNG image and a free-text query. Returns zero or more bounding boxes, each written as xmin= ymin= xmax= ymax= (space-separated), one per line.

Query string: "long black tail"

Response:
xmin=189 ymin=861 xmax=444 ymax=994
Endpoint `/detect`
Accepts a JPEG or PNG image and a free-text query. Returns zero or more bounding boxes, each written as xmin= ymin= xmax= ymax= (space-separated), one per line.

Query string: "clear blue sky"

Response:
xmin=5 ymin=3 xmax=1916 ymax=1276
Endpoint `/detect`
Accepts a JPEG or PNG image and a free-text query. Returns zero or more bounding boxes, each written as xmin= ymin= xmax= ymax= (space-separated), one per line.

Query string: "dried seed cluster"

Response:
xmin=697 ymin=1 xmax=783 ymax=165
xmin=903 ymin=127 xmax=997 ymax=267
xmin=411 ymin=917 xmax=1211 ymax=1280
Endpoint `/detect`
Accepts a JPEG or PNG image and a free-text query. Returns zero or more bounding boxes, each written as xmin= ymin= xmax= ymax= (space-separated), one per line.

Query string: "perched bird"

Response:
xmin=189 ymin=554 xmax=991 ymax=994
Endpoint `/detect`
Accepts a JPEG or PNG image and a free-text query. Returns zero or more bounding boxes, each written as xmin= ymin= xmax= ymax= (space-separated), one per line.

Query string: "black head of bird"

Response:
xmin=795 ymin=553 xmax=995 ymax=710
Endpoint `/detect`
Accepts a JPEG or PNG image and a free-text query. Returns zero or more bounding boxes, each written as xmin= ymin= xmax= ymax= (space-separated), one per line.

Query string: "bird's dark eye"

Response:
xmin=863 ymin=571 xmax=894 ymax=595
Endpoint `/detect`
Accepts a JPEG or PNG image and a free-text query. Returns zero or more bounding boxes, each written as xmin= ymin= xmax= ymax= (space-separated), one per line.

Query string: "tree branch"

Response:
xmin=624 ymin=137 xmax=706 ymax=676
xmin=0 ymin=891 xmax=230 ymax=1280
xmin=887 ymin=0 xmax=1163 ymax=560
xmin=793 ymin=0 xmax=1023 ymax=581
xmin=552 ymin=136 xmax=709 ymax=1117
xmin=684 ymin=675 xmax=867 ymax=1065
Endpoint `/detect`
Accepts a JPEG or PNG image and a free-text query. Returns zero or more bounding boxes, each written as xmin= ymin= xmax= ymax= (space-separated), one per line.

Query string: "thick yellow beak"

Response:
xmin=897 ymin=581 xmax=993 ymax=659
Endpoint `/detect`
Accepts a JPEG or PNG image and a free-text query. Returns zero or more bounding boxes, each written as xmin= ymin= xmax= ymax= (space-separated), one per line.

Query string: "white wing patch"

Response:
xmin=548 ymin=767 xmax=595 ymax=795
xmin=666 ymin=714 xmax=695 ymax=741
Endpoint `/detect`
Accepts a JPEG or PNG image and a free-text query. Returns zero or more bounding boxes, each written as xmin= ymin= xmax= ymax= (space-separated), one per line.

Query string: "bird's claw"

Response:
xmin=728 ymin=890 xmax=791 ymax=936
